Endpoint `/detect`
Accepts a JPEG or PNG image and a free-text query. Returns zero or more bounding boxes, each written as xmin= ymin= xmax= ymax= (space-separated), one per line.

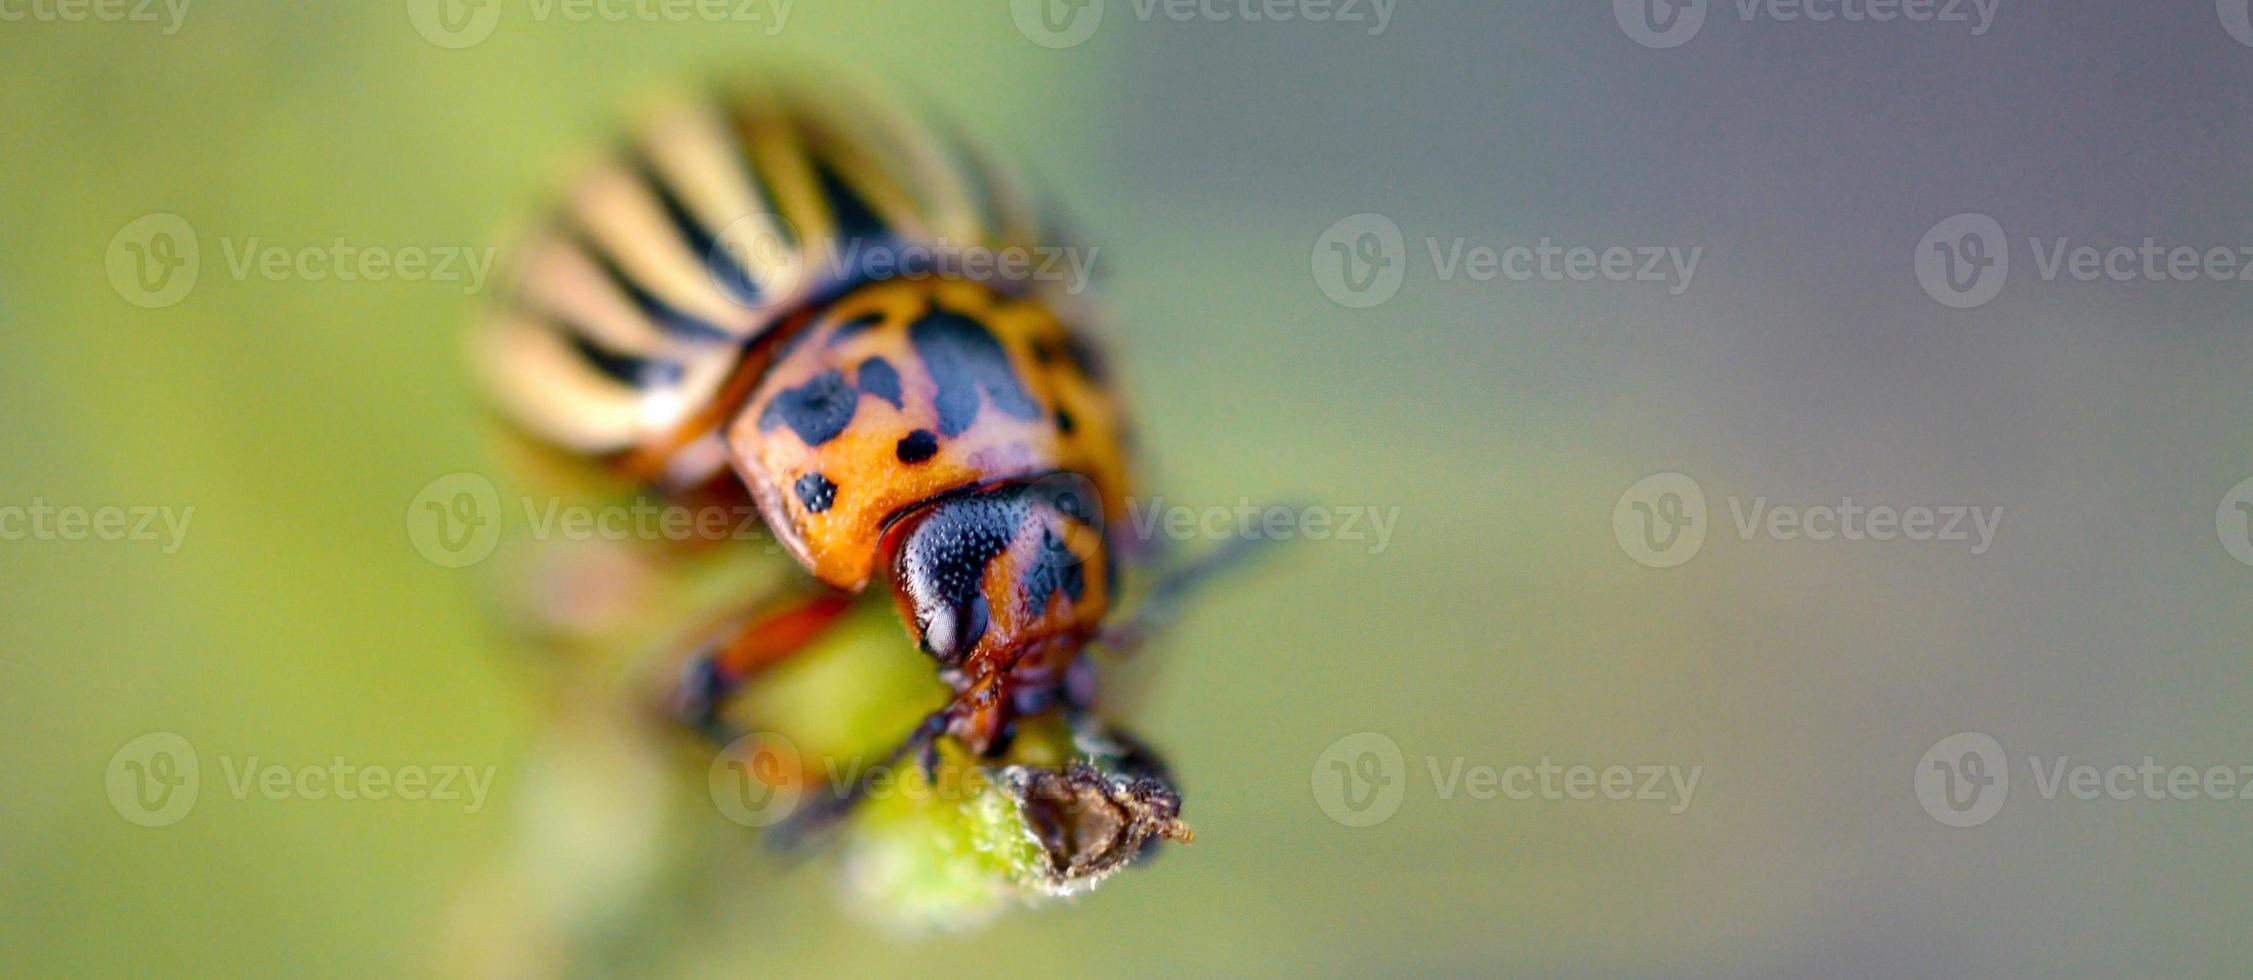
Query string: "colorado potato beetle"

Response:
xmin=476 ymin=76 xmax=1248 ymax=859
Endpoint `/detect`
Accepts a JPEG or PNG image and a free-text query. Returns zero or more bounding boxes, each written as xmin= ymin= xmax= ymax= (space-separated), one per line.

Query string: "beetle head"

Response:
xmin=883 ymin=474 xmax=1114 ymax=671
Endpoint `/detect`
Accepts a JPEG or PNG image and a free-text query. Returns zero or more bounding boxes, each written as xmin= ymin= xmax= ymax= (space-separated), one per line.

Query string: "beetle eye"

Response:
xmin=916 ymin=594 xmax=987 ymax=666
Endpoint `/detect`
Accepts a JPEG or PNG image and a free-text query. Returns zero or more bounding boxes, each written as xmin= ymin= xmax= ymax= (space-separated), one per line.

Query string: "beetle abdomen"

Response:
xmin=475 ymin=77 xmax=1056 ymax=487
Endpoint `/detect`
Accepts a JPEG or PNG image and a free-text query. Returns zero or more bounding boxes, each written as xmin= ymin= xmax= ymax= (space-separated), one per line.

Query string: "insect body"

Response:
xmin=477 ymin=78 xmax=1214 ymax=855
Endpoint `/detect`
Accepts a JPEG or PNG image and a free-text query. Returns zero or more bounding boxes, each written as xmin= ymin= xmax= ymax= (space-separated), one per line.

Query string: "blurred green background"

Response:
xmin=7 ymin=1 xmax=2253 ymax=976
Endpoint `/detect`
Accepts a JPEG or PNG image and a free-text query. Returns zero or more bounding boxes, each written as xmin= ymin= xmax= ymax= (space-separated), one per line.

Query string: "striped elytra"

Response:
xmin=476 ymin=76 xmax=1130 ymax=598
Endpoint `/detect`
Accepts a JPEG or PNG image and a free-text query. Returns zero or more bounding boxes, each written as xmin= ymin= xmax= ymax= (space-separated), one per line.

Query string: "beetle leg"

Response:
xmin=1096 ymin=531 xmax=1275 ymax=658
xmin=668 ymin=590 xmax=855 ymax=742
xmin=769 ymin=666 xmax=1029 ymax=850
xmin=768 ymin=707 xmax=952 ymax=852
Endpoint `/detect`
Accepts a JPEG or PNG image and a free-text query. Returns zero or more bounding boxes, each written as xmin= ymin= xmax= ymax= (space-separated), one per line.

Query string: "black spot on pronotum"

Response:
xmin=856 ymin=356 xmax=903 ymax=408
xmin=896 ymin=429 xmax=939 ymax=463
xmin=909 ymin=307 xmax=1043 ymax=438
xmin=757 ymin=369 xmax=858 ymax=447
xmin=793 ymin=472 xmax=837 ymax=514
xmin=1054 ymin=407 xmax=1075 ymax=435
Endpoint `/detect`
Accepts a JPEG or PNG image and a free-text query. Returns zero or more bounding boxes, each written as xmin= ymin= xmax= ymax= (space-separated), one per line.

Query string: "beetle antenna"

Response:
xmin=1096 ymin=531 xmax=1278 ymax=658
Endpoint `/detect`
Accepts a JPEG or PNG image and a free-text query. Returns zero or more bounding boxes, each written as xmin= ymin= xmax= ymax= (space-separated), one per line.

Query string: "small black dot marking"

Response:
xmin=1054 ymin=407 xmax=1075 ymax=435
xmin=896 ymin=429 xmax=939 ymax=463
xmin=794 ymin=472 xmax=837 ymax=514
